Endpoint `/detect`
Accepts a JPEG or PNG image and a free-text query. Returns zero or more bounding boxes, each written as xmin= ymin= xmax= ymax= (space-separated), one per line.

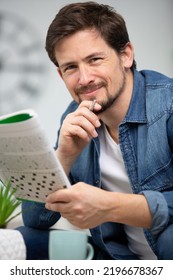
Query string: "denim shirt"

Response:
xmin=22 ymin=69 xmax=173 ymax=259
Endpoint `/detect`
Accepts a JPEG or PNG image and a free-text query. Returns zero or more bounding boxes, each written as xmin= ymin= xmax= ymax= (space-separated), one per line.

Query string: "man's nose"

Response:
xmin=78 ymin=65 xmax=94 ymax=85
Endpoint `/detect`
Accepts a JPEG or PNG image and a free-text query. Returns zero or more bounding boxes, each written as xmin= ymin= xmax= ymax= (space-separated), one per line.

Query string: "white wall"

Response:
xmin=1 ymin=0 xmax=173 ymax=146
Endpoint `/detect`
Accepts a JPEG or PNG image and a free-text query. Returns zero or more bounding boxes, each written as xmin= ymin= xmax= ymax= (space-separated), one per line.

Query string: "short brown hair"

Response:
xmin=45 ymin=1 xmax=136 ymax=69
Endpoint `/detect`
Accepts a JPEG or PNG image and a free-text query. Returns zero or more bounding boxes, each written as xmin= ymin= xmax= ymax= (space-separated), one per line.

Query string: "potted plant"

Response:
xmin=0 ymin=180 xmax=21 ymax=228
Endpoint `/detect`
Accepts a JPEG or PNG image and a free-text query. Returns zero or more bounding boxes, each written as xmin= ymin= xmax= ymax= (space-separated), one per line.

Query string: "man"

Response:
xmin=18 ymin=2 xmax=173 ymax=259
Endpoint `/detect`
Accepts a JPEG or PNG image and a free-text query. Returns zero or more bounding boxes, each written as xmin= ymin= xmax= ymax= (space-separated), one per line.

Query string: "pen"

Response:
xmin=89 ymin=99 xmax=97 ymax=112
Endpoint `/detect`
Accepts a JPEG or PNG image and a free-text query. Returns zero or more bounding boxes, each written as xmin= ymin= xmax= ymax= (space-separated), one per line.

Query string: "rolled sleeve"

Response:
xmin=141 ymin=190 xmax=169 ymax=236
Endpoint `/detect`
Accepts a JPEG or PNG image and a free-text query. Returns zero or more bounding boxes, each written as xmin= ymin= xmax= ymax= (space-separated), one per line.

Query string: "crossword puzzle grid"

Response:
xmin=2 ymin=170 xmax=67 ymax=202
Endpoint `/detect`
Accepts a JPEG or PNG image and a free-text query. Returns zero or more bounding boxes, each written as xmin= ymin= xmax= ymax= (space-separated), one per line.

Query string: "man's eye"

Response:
xmin=64 ymin=65 xmax=76 ymax=72
xmin=90 ymin=57 xmax=103 ymax=63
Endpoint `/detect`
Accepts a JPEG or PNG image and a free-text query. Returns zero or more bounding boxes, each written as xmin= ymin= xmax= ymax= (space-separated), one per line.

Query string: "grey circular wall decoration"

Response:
xmin=0 ymin=12 xmax=47 ymax=114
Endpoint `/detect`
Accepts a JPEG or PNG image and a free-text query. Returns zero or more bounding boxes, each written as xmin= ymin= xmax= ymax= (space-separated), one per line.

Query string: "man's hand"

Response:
xmin=45 ymin=182 xmax=152 ymax=229
xmin=57 ymin=100 xmax=101 ymax=175
xmin=45 ymin=182 xmax=111 ymax=229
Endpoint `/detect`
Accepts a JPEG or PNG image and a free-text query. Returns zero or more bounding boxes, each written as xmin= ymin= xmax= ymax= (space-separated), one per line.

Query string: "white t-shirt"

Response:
xmin=99 ymin=124 xmax=157 ymax=260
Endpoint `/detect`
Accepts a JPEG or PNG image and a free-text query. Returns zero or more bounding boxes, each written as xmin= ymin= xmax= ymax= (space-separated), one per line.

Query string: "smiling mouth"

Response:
xmin=75 ymin=82 xmax=105 ymax=96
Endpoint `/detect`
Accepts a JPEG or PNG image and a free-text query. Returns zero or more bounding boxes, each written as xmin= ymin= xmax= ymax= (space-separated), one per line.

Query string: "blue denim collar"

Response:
xmin=122 ymin=69 xmax=147 ymax=124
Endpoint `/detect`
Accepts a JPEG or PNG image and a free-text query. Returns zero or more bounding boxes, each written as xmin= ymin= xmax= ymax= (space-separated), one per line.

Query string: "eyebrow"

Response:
xmin=59 ymin=52 xmax=105 ymax=70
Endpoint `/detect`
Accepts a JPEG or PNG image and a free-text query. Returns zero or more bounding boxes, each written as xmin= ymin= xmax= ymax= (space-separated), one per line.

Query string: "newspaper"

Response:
xmin=0 ymin=109 xmax=70 ymax=203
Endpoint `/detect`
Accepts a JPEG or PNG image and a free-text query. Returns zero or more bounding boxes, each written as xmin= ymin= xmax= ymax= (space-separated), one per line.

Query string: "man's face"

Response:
xmin=55 ymin=29 xmax=132 ymax=112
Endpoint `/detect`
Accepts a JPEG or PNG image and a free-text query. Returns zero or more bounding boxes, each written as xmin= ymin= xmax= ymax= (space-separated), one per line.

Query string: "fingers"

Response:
xmin=45 ymin=183 xmax=106 ymax=229
xmin=45 ymin=189 xmax=71 ymax=213
xmin=74 ymin=101 xmax=101 ymax=130
xmin=62 ymin=100 xmax=102 ymax=140
xmin=67 ymin=114 xmax=99 ymax=139
xmin=78 ymin=100 xmax=101 ymax=112
xmin=46 ymin=188 xmax=70 ymax=204
xmin=62 ymin=118 xmax=95 ymax=143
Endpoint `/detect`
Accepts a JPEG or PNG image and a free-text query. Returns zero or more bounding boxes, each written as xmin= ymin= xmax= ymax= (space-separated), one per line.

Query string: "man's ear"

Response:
xmin=57 ymin=68 xmax=63 ymax=79
xmin=121 ymin=42 xmax=134 ymax=69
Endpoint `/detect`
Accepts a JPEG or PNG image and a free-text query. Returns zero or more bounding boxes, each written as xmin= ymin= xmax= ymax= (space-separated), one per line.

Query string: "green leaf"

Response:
xmin=0 ymin=180 xmax=21 ymax=226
